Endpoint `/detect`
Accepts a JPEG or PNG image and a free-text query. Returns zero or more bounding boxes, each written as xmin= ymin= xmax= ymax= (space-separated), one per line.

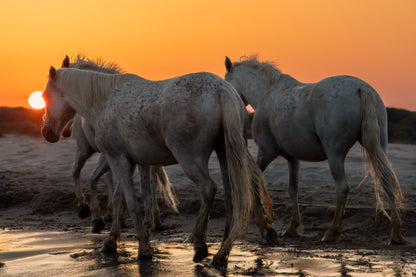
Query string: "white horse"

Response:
xmin=62 ymin=56 xmax=177 ymax=233
xmin=224 ymin=56 xmax=404 ymax=244
xmin=41 ymin=58 xmax=275 ymax=268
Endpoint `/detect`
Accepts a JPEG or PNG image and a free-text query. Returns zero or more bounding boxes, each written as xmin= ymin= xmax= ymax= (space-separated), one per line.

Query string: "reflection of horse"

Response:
xmin=62 ymin=56 xmax=177 ymax=233
xmin=41 ymin=57 xmax=275 ymax=268
xmin=225 ymin=56 xmax=404 ymax=244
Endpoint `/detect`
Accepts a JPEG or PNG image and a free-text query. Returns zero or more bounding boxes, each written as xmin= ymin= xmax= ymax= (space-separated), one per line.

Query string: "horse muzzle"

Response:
xmin=41 ymin=126 xmax=60 ymax=143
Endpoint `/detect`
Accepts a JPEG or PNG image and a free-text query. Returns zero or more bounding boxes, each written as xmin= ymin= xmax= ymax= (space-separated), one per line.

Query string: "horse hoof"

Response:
xmin=154 ymin=223 xmax=164 ymax=232
xmin=78 ymin=204 xmax=91 ymax=219
xmin=92 ymin=219 xmax=105 ymax=233
xmin=211 ymin=254 xmax=228 ymax=271
xmin=104 ymin=213 xmax=112 ymax=222
xmin=138 ymin=251 xmax=153 ymax=260
xmin=265 ymin=226 xmax=279 ymax=245
xmin=321 ymin=231 xmax=339 ymax=243
xmin=193 ymin=245 xmax=208 ymax=263
xmin=101 ymin=240 xmax=117 ymax=254
xmin=282 ymin=228 xmax=300 ymax=238
xmin=389 ymin=235 xmax=407 ymax=245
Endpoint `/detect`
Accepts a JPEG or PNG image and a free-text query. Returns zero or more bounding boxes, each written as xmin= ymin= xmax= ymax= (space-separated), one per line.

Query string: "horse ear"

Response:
xmin=62 ymin=55 xmax=70 ymax=68
xmin=49 ymin=66 xmax=57 ymax=81
xmin=225 ymin=56 xmax=233 ymax=73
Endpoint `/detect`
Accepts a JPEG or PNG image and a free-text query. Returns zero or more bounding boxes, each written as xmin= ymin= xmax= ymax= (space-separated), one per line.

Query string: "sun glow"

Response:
xmin=28 ymin=91 xmax=45 ymax=109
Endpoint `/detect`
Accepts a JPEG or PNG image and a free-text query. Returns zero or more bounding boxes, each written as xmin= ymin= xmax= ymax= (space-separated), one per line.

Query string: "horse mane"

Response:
xmin=236 ymin=56 xmax=282 ymax=86
xmin=56 ymin=68 xmax=126 ymax=107
xmin=70 ymin=55 xmax=124 ymax=74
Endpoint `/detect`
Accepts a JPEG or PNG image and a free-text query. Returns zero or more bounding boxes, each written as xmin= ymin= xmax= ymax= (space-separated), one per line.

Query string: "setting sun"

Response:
xmin=28 ymin=91 xmax=45 ymax=109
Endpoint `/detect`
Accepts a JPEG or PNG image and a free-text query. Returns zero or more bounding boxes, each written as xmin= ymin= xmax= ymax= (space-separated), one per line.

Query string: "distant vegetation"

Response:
xmin=0 ymin=107 xmax=44 ymax=137
xmin=387 ymin=108 xmax=416 ymax=144
xmin=0 ymin=106 xmax=415 ymax=144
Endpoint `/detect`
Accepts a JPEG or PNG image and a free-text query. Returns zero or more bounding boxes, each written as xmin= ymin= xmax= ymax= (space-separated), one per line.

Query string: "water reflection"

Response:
xmin=339 ymin=259 xmax=352 ymax=277
xmin=0 ymin=230 xmax=415 ymax=276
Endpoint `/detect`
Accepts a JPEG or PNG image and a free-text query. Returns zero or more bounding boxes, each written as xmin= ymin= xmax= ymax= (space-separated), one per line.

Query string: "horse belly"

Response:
xmin=275 ymin=131 xmax=327 ymax=162
xmin=127 ymin=141 xmax=177 ymax=166
xmin=283 ymin=142 xmax=327 ymax=161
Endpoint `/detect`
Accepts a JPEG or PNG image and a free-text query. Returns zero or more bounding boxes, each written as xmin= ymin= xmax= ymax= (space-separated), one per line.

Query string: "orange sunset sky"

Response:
xmin=1 ymin=0 xmax=415 ymax=111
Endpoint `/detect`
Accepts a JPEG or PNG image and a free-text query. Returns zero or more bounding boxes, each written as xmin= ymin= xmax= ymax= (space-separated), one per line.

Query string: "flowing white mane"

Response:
xmin=70 ymin=55 xmax=124 ymax=74
xmin=56 ymin=68 xmax=126 ymax=107
xmin=236 ymin=56 xmax=282 ymax=86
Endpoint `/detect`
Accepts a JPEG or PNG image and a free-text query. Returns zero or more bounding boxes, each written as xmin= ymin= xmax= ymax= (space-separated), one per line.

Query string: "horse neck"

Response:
xmin=65 ymin=94 xmax=101 ymax=127
xmin=247 ymin=73 xmax=303 ymax=109
xmin=59 ymin=70 xmax=117 ymax=124
xmin=275 ymin=74 xmax=304 ymax=91
xmin=242 ymin=74 xmax=270 ymax=110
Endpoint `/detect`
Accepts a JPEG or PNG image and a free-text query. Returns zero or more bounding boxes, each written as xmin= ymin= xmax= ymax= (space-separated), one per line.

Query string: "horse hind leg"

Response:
xmin=103 ymin=171 xmax=114 ymax=222
xmin=282 ymin=158 xmax=301 ymax=237
xmin=215 ymin=149 xmax=233 ymax=242
xmin=138 ymin=165 xmax=156 ymax=232
xmin=322 ymin=154 xmax=349 ymax=242
xmin=178 ymin=156 xmax=216 ymax=263
xmin=149 ymin=167 xmax=162 ymax=230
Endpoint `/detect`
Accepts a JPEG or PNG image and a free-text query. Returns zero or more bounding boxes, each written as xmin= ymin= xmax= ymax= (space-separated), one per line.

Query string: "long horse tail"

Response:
xmin=151 ymin=166 xmax=179 ymax=213
xmin=359 ymin=88 xmax=403 ymax=234
xmin=216 ymin=83 xmax=273 ymax=254
xmin=249 ymin=155 xmax=274 ymax=224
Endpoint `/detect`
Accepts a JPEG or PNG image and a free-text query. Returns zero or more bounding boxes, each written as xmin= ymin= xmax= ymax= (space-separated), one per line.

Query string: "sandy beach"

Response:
xmin=0 ymin=134 xmax=415 ymax=276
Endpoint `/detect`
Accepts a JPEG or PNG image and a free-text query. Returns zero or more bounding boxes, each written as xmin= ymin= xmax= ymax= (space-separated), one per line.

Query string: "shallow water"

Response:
xmin=0 ymin=230 xmax=415 ymax=276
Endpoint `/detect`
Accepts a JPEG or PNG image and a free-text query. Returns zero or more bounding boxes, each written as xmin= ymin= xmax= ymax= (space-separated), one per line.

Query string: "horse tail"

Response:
xmin=151 ymin=166 xmax=179 ymax=213
xmin=217 ymin=83 xmax=272 ymax=252
xmin=359 ymin=88 xmax=403 ymax=220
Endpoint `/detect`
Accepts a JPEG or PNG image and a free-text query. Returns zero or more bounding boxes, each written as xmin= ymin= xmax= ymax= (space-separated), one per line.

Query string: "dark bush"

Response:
xmin=246 ymin=107 xmax=415 ymax=144
xmin=0 ymin=107 xmax=44 ymax=137
xmin=387 ymin=108 xmax=416 ymax=144
xmin=0 ymin=106 xmax=414 ymax=144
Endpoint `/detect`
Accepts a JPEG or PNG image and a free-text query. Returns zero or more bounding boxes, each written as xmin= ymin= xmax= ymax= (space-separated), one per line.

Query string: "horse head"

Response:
xmin=224 ymin=56 xmax=281 ymax=110
xmin=41 ymin=62 xmax=76 ymax=143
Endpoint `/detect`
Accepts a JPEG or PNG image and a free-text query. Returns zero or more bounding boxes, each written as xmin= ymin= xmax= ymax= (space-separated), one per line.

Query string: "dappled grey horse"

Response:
xmin=41 ymin=57 xmax=275 ymax=268
xmin=225 ymin=56 xmax=404 ymax=244
xmin=62 ymin=56 xmax=177 ymax=233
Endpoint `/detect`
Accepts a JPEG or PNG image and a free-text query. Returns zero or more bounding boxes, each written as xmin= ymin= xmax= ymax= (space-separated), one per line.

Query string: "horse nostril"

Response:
xmin=41 ymin=126 xmax=60 ymax=143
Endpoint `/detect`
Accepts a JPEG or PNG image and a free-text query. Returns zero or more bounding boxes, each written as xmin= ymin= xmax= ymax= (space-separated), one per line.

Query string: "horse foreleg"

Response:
xmin=102 ymin=181 xmax=123 ymax=254
xmin=322 ymin=156 xmax=349 ymax=242
xmin=105 ymin=155 xmax=152 ymax=259
xmin=72 ymin=147 xmax=94 ymax=219
xmin=256 ymin=141 xmax=278 ymax=172
xmin=282 ymin=158 xmax=301 ymax=237
xmin=89 ymin=154 xmax=110 ymax=233
xmin=139 ymin=165 xmax=155 ymax=231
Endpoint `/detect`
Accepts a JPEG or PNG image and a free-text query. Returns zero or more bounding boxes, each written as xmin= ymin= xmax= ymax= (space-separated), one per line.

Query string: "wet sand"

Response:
xmin=1 ymin=230 xmax=415 ymax=276
xmin=0 ymin=135 xmax=416 ymax=276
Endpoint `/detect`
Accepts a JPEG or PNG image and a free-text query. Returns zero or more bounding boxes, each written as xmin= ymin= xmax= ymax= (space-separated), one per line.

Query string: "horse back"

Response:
xmin=97 ymin=72 xmax=228 ymax=165
xmin=310 ymin=75 xmax=387 ymax=152
xmin=255 ymin=75 xmax=386 ymax=161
